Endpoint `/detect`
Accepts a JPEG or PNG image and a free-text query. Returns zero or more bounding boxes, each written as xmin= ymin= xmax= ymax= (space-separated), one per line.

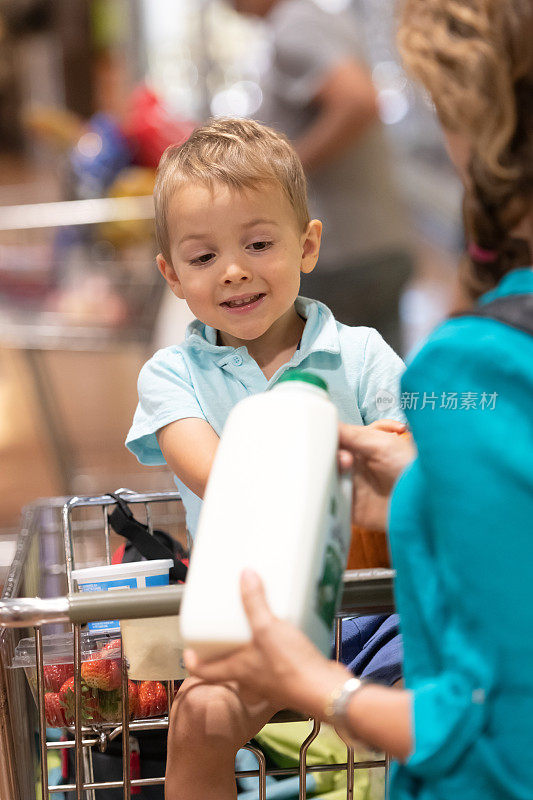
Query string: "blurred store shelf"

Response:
xmin=0 ymin=156 xmax=62 ymax=206
xmin=0 ymin=195 xmax=154 ymax=231
xmin=0 ymin=192 xmax=167 ymax=529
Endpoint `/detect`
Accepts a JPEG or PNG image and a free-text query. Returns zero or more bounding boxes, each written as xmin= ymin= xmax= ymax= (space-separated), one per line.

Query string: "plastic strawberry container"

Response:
xmin=11 ymin=631 xmax=170 ymax=728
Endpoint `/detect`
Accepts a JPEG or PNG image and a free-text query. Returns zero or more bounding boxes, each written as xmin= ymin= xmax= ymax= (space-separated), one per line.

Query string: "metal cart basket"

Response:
xmin=0 ymin=489 xmax=395 ymax=800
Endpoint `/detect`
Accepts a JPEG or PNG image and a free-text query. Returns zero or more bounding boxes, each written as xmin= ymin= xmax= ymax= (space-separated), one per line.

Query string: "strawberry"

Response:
xmin=81 ymin=654 xmax=121 ymax=691
xmin=100 ymin=639 xmax=121 ymax=656
xmin=44 ymin=692 xmax=68 ymax=727
xmin=97 ymin=688 xmax=121 ymax=723
xmin=137 ymin=681 xmax=167 ymax=718
xmin=98 ymin=681 xmax=139 ymax=722
xmin=59 ymin=677 xmax=101 ymax=724
xmin=128 ymin=680 xmax=139 ymax=719
xmin=43 ymin=663 xmax=74 ymax=693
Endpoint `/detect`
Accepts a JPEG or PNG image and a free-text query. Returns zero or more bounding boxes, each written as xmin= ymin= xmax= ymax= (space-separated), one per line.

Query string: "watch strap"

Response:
xmin=324 ymin=677 xmax=365 ymax=726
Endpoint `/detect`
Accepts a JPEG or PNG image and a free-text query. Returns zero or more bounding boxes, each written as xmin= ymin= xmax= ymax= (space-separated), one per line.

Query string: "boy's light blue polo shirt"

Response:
xmin=126 ymin=297 xmax=405 ymax=535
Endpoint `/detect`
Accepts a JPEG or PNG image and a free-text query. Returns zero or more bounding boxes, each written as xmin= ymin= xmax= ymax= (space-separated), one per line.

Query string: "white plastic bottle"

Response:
xmin=180 ymin=371 xmax=352 ymax=659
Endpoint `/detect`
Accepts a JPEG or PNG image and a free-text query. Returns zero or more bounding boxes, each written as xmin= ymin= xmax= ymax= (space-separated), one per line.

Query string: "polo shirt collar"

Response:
xmin=184 ymin=296 xmax=341 ymax=365
xmin=294 ymin=296 xmax=341 ymax=358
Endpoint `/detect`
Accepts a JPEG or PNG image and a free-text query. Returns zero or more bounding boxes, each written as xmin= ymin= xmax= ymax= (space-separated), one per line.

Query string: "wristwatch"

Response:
xmin=324 ymin=677 xmax=366 ymax=730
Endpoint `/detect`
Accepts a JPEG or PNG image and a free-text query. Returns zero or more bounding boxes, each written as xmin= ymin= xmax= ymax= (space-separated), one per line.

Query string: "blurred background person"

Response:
xmin=0 ymin=0 xmax=460 ymax=529
xmin=231 ymin=0 xmax=414 ymax=353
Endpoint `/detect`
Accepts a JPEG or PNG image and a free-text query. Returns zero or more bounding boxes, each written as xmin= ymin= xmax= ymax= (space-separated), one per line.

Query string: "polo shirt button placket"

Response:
xmin=232 ymin=355 xmax=243 ymax=366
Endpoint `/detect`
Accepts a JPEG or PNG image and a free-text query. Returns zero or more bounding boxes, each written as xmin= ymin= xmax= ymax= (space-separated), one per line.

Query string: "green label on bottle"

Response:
xmin=315 ymin=537 xmax=344 ymax=628
xmin=315 ymin=483 xmax=349 ymax=629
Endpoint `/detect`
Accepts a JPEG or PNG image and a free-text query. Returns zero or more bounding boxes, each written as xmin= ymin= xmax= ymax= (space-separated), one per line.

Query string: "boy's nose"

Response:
xmin=221 ymin=260 xmax=251 ymax=284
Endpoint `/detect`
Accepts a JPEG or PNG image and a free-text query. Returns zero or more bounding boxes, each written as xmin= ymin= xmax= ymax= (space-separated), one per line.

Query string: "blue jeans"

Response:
xmin=339 ymin=614 xmax=403 ymax=685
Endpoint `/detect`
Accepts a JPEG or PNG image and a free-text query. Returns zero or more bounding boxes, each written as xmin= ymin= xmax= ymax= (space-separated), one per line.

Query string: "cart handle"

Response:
xmin=0 ymin=571 xmax=394 ymax=628
xmin=0 ymin=585 xmax=183 ymax=628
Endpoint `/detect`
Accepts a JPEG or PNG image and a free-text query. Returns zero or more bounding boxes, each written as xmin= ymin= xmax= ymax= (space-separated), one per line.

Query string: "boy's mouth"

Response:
xmin=220 ymin=293 xmax=265 ymax=310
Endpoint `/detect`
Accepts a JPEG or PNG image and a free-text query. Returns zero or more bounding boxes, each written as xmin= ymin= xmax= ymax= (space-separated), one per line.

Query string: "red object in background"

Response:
xmin=130 ymin=736 xmax=141 ymax=794
xmin=111 ymin=544 xmax=126 ymax=565
xmin=121 ymin=86 xmax=195 ymax=169
xmin=61 ymin=735 xmax=69 ymax=780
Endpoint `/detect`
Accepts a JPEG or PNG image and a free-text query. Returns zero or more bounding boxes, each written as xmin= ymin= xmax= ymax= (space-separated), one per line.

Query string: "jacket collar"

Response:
xmin=479 ymin=267 xmax=533 ymax=306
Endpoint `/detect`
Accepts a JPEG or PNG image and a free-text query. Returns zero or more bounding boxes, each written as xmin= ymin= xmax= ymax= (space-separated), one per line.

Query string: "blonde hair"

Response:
xmin=398 ymin=0 xmax=533 ymax=298
xmin=154 ymin=117 xmax=310 ymax=264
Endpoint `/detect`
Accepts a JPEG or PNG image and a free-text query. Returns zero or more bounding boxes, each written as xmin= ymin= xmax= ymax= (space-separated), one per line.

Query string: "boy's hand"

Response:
xmin=367 ymin=418 xmax=407 ymax=434
xmin=338 ymin=422 xmax=416 ymax=530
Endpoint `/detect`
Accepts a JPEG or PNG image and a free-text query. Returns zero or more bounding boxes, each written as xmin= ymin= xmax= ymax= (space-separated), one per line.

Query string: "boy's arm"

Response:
xmin=126 ymin=349 xmax=219 ymax=497
xmin=156 ymin=417 xmax=219 ymax=499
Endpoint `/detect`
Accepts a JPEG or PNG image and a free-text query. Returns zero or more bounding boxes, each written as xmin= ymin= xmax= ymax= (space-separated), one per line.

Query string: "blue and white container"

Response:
xmin=71 ymin=559 xmax=173 ymax=631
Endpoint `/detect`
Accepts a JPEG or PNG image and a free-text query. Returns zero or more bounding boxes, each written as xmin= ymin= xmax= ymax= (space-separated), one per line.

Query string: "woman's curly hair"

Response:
xmin=398 ymin=0 xmax=533 ymax=298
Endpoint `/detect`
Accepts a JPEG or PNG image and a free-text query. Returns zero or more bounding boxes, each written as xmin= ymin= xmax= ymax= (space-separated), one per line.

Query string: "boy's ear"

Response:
xmin=300 ymin=220 xmax=322 ymax=275
xmin=157 ymin=253 xmax=184 ymax=299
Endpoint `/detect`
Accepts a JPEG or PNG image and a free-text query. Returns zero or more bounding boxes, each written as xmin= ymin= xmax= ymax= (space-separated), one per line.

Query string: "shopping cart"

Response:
xmin=0 ymin=196 xmax=165 ymax=497
xmin=0 ymin=489 xmax=395 ymax=800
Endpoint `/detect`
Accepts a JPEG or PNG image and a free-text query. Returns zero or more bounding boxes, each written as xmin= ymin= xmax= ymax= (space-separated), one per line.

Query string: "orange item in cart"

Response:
xmin=346 ymin=525 xmax=390 ymax=570
xmin=346 ymin=429 xmax=412 ymax=569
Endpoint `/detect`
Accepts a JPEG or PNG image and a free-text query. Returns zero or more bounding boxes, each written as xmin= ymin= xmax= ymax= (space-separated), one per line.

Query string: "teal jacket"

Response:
xmin=389 ymin=268 xmax=533 ymax=799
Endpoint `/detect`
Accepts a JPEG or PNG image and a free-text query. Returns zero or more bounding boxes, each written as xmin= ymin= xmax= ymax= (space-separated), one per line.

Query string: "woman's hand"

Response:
xmin=185 ymin=571 xmax=413 ymax=760
xmin=339 ymin=422 xmax=416 ymax=530
xmin=184 ymin=570 xmax=350 ymax=719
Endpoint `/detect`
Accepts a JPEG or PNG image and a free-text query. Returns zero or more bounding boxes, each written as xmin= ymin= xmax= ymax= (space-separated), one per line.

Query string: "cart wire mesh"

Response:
xmin=0 ymin=490 xmax=395 ymax=800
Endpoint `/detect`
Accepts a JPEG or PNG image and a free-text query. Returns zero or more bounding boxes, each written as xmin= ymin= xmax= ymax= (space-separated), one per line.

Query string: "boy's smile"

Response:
xmin=157 ymin=181 xmax=321 ymax=357
xmin=220 ymin=292 xmax=266 ymax=312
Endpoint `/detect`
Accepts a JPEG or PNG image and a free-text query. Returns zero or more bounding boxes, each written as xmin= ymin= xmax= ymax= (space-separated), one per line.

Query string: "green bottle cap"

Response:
xmin=275 ymin=370 xmax=329 ymax=393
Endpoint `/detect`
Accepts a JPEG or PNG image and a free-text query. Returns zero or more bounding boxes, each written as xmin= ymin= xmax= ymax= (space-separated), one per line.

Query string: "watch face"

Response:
xmin=334 ymin=677 xmax=364 ymax=717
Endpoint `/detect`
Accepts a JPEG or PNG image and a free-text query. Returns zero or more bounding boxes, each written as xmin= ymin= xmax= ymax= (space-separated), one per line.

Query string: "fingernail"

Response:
xmin=241 ymin=568 xmax=259 ymax=588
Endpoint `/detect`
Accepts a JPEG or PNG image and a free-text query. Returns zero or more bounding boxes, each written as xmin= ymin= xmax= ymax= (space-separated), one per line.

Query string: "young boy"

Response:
xmin=126 ymin=117 xmax=405 ymax=800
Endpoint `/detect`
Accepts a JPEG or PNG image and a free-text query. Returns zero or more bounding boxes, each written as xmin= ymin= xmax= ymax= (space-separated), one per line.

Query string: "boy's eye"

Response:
xmin=248 ymin=241 xmax=272 ymax=252
xmin=191 ymin=253 xmax=215 ymax=265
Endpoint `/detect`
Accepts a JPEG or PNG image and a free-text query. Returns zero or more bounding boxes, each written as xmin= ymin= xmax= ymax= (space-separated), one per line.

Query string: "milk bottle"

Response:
xmin=180 ymin=371 xmax=352 ymax=659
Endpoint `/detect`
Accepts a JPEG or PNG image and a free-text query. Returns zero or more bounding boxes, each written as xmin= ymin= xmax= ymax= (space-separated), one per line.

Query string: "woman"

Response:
xmin=185 ymin=1 xmax=533 ymax=797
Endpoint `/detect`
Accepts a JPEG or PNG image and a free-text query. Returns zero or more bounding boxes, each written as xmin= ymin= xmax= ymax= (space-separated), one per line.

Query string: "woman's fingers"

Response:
xmin=240 ymin=569 xmax=275 ymax=634
xmin=184 ymin=646 xmax=251 ymax=683
xmin=185 ymin=573 xmax=276 ymax=685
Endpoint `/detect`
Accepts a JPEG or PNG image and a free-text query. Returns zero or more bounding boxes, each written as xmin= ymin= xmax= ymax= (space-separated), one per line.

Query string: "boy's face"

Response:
xmin=157 ymin=181 xmax=321 ymax=346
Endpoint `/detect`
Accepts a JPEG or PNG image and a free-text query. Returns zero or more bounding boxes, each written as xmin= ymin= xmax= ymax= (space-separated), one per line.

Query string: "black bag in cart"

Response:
xmin=107 ymin=492 xmax=189 ymax=581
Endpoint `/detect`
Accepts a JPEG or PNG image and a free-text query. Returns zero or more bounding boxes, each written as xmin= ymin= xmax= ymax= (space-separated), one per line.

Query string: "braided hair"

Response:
xmin=398 ymin=0 xmax=533 ymax=299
